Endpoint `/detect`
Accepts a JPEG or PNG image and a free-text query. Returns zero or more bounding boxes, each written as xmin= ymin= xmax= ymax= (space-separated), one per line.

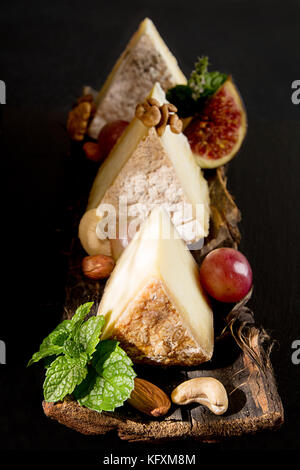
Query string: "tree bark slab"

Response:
xmin=43 ymin=163 xmax=284 ymax=442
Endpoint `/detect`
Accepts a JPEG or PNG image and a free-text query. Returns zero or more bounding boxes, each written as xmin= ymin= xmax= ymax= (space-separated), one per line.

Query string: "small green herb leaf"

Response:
xmin=27 ymin=320 xmax=73 ymax=367
xmin=63 ymin=338 xmax=85 ymax=359
xmin=28 ymin=303 xmax=95 ymax=367
xmin=167 ymin=56 xmax=227 ymax=117
xmin=77 ymin=315 xmax=105 ymax=357
xmin=27 ymin=345 xmax=63 ymax=367
xmin=198 ymin=69 xmax=228 ymax=99
xmin=29 ymin=302 xmax=135 ymax=413
xmin=71 ymin=302 xmax=94 ymax=326
xmin=166 ymin=85 xmax=197 ymax=118
xmin=76 ymin=340 xmax=136 ymax=412
xmin=43 ymin=354 xmax=88 ymax=402
xmin=188 ymin=56 xmax=209 ymax=99
xmin=188 ymin=56 xmax=227 ymax=100
xmin=73 ymin=367 xmax=97 ymax=400
xmin=40 ymin=320 xmax=73 ymax=349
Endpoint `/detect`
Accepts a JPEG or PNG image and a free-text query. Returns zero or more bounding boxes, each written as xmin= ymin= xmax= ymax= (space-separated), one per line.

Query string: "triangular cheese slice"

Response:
xmin=86 ymin=83 xmax=210 ymax=249
xmin=98 ymin=208 xmax=214 ymax=366
xmin=88 ymin=18 xmax=186 ymax=138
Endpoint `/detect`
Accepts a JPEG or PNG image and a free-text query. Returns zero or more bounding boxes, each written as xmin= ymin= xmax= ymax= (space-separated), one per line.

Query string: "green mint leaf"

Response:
xmin=27 ymin=319 xmax=73 ymax=367
xmin=28 ymin=303 xmax=95 ymax=367
xmin=43 ymin=355 xmax=57 ymax=369
xmin=40 ymin=320 xmax=73 ymax=349
xmin=43 ymin=354 xmax=88 ymax=402
xmin=71 ymin=302 xmax=94 ymax=326
xmin=166 ymin=85 xmax=197 ymax=118
xmin=188 ymin=57 xmax=227 ymax=100
xmin=27 ymin=345 xmax=63 ymax=367
xmin=77 ymin=340 xmax=136 ymax=412
xmin=63 ymin=338 xmax=85 ymax=358
xmin=77 ymin=315 xmax=105 ymax=357
xmin=200 ymin=70 xmax=227 ymax=99
xmin=73 ymin=367 xmax=97 ymax=400
xmin=167 ymin=57 xmax=227 ymax=117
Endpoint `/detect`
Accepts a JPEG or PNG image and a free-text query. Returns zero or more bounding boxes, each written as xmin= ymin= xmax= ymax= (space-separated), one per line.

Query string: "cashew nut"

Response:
xmin=78 ymin=209 xmax=112 ymax=257
xmin=135 ymin=102 xmax=161 ymax=127
xmin=109 ymin=215 xmax=135 ymax=261
xmin=169 ymin=113 xmax=183 ymax=134
xmin=171 ymin=377 xmax=228 ymax=415
xmin=156 ymin=103 xmax=169 ymax=136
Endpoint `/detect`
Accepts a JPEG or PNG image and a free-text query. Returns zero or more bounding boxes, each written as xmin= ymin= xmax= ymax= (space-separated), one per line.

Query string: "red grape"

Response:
xmin=199 ymin=248 xmax=252 ymax=303
xmin=97 ymin=120 xmax=129 ymax=160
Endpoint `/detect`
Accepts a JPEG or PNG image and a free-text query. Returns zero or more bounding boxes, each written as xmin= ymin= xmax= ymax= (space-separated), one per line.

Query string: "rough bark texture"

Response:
xmin=193 ymin=166 xmax=241 ymax=264
xmin=42 ymin=164 xmax=284 ymax=442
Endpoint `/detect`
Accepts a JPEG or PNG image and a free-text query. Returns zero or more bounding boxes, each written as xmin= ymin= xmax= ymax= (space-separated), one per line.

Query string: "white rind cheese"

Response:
xmin=88 ymin=18 xmax=187 ymax=139
xmin=86 ymin=83 xmax=210 ymax=249
xmin=98 ymin=208 xmax=214 ymax=366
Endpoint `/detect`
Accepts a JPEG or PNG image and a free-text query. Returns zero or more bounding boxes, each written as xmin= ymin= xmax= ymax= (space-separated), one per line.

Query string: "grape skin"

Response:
xmin=199 ymin=248 xmax=252 ymax=303
xmin=97 ymin=120 xmax=129 ymax=160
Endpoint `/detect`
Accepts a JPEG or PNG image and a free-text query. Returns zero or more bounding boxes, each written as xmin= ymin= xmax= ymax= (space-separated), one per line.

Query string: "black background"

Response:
xmin=1 ymin=0 xmax=299 ymax=457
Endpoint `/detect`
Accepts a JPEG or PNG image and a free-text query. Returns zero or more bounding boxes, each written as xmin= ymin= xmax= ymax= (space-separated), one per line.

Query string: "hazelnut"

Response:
xmin=82 ymin=254 xmax=115 ymax=280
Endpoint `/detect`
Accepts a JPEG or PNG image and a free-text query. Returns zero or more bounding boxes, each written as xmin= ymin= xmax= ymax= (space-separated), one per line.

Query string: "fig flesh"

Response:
xmin=184 ymin=79 xmax=247 ymax=168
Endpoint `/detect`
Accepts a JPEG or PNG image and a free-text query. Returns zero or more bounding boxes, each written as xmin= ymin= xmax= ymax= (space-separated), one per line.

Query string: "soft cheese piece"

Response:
xmin=88 ymin=18 xmax=187 ymax=138
xmin=98 ymin=208 xmax=214 ymax=366
xmin=86 ymin=83 xmax=210 ymax=249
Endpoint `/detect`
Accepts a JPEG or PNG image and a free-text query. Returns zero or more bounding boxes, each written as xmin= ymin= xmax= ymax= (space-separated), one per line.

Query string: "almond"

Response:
xmin=127 ymin=378 xmax=171 ymax=417
xmin=82 ymin=254 xmax=115 ymax=280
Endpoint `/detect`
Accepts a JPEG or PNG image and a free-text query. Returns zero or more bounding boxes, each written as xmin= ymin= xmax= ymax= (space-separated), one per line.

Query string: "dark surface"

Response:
xmin=1 ymin=0 xmax=299 ymax=456
xmin=42 ymin=168 xmax=284 ymax=441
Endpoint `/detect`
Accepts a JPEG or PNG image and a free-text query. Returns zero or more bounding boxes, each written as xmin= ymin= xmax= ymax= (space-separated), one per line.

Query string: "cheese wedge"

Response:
xmin=88 ymin=18 xmax=187 ymax=139
xmin=98 ymin=208 xmax=214 ymax=366
xmin=86 ymin=83 xmax=210 ymax=251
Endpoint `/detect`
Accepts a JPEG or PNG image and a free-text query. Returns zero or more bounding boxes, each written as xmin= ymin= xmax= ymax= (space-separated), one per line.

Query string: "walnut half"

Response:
xmin=67 ymin=94 xmax=96 ymax=141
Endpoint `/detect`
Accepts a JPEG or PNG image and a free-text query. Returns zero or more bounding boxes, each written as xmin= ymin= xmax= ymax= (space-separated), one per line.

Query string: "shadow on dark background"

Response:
xmin=0 ymin=0 xmax=299 ymax=456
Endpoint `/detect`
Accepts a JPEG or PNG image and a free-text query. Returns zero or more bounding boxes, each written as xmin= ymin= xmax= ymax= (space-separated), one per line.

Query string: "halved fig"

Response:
xmin=184 ymin=79 xmax=247 ymax=168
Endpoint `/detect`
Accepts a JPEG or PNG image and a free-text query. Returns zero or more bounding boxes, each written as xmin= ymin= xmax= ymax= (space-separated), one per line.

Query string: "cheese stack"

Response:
xmin=88 ymin=18 xmax=187 ymax=139
xmin=98 ymin=208 xmax=214 ymax=366
xmin=85 ymin=82 xmax=210 ymax=254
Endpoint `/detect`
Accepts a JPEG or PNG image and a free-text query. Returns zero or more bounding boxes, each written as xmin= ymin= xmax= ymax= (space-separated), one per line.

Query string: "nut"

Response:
xmin=128 ymin=378 xmax=171 ymax=417
xmin=78 ymin=209 xmax=112 ymax=257
xmin=135 ymin=98 xmax=181 ymax=137
xmin=67 ymin=101 xmax=92 ymax=141
xmin=83 ymin=142 xmax=101 ymax=162
xmin=82 ymin=254 xmax=115 ymax=280
xmin=147 ymin=97 xmax=160 ymax=107
xmin=171 ymin=377 xmax=228 ymax=415
xmin=156 ymin=103 xmax=169 ymax=137
xmin=156 ymin=103 xmax=180 ymax=136
xmin=166 ymin=103 xmax=177 ymax=113
xmin=169 ymin=113 xmax=183 ymax=134
xmin=77 ymin=94 xmax=96 ymax=119
xmin=135 ymin=102 xmax=161 ymax=127
xmin=77 ymin=94 xmax=94 ymax=104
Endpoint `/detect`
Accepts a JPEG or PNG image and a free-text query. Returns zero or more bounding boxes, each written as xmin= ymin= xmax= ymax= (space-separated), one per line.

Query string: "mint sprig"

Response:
xmin=166 ymin=56 xmax=228 ymax=117
xmin=74 ymin=340 xmax=136 ymax=412
xmin=71 ymin=301 xmax=94 ymax=325
xmin=43 ymin=354 xmax=88 ymax=402
xmin=28 ymin=302 xmax=135 ymax=412
xmin=76 ymin=315 xmax=105 ymax=356
xmin=27 ymin=302 xmax=93 ymax=367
